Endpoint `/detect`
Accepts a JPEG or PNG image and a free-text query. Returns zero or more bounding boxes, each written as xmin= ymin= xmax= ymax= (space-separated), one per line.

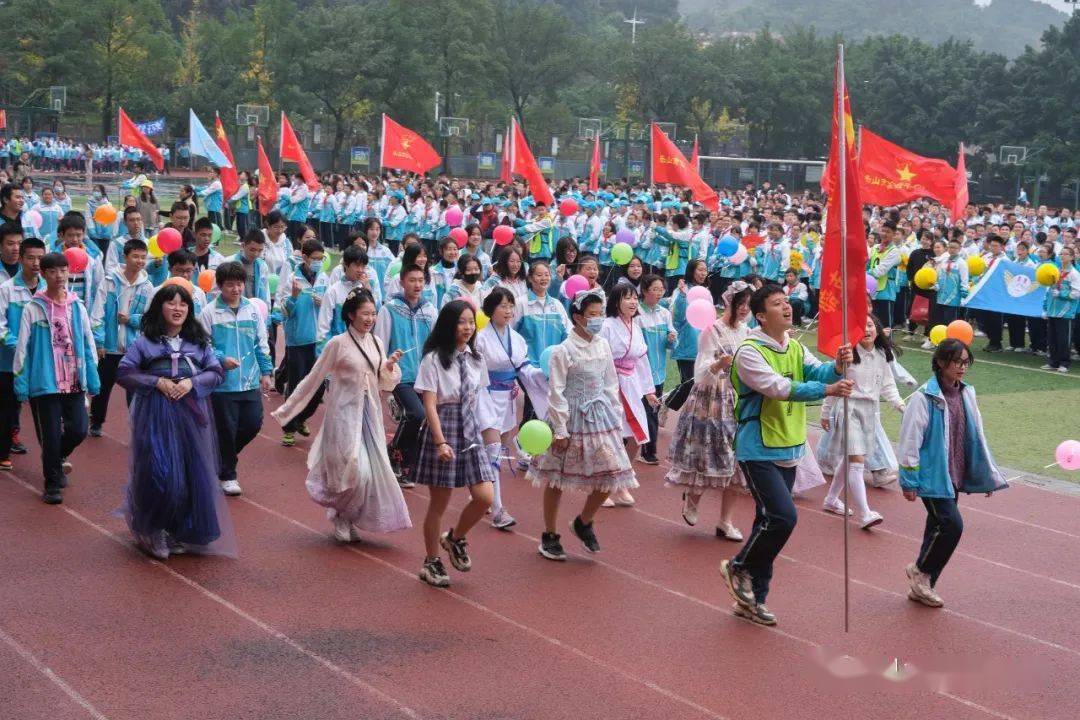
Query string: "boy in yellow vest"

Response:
xmin=721 ymin=284 xmax=853 ymax=626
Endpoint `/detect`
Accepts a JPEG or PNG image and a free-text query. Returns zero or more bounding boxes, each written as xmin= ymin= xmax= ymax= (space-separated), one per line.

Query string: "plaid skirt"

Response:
xmin=413 ymin=402 xmax=497 ymax=489
xmin=664 ymin=376 xmax=744 ymax=490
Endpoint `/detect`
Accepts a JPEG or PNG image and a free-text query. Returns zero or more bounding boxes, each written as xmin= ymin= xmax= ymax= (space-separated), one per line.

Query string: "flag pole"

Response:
xmin=379 ymin=113 xmax=386 ymax=174
xmin=837 ymin=42 xmax=851 ymax=634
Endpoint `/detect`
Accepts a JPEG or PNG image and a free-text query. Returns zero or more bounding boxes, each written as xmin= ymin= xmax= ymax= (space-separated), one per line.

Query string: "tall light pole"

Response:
xmin=624 ymin=7 xmax=645 ymax=44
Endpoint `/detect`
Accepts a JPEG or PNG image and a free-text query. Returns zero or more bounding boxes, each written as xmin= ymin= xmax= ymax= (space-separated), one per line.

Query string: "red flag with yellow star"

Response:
xmin=214 ymin=113 xmax=240 ymax=200
xmin=857 ymin=127 xmax=956 ymax=207
xmin=817 ymin=51 xmax=867 ymax=358
xmin=380 ymin=114 xmax=441 ymax=175
xmin=650 ymin=123 xmax=718 ymax=211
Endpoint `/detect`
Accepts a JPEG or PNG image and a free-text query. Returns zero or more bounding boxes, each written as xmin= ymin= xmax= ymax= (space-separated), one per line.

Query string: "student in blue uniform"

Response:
xmin=0 ymin=234 xmax=45 ymax=471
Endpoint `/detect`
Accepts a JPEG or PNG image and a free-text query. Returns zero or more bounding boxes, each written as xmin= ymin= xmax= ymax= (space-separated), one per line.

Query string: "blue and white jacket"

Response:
xmin=0 ymin=273 xmax=39 ymax=372
xmin=197 ymin=296 xmax=273 ymax=393
xmin=276 ymin=263 xmax=329 ymax=347
xmin=92 ymin=269 xmax=154 ymax=354
xmin=636 ymin=302 xmax=675 ymax=388
xmin=13 ymin=291 xmax=100 ymax=399
xmin=513 ymin=290 xmax=570 ymax=365
xmin=374 ymin=294 xmax=437 ymax=384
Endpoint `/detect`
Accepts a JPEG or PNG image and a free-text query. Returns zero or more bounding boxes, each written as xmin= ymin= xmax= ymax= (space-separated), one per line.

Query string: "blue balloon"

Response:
xmin=717 ymin=234 xmax=739 ymax=257
xmin=539 ymin=347 xmax=555 ymax=377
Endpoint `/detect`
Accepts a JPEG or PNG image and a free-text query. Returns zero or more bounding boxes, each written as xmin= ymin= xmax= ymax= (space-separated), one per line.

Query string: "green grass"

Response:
xmin=664 ymin=328 xmax=1080 ymax=484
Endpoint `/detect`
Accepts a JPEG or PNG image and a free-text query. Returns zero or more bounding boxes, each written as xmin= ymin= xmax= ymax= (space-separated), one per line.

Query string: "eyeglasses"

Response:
xmin=949 ymin=358 xmax=972 ymax=368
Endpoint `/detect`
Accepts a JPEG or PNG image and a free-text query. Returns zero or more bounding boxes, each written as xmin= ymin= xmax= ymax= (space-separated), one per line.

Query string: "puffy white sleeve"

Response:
xmin=545 ymin=345 xmax=572 ymax=439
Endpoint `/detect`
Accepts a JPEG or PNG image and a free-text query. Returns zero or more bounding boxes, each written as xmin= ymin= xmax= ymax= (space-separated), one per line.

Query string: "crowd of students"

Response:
xmin=0 ymin=169 xmax=1058 ymax=626
xmin=2 ymin=136 xmax=169 ymax=177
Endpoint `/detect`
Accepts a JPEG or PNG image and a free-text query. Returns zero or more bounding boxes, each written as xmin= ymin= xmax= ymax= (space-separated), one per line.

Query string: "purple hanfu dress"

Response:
xmin=116 ymin=334 xmax=237 ymax=558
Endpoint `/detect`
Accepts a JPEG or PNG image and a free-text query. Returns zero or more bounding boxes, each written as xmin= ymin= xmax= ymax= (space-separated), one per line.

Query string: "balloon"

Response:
xmin=493 ymin=225 xmax=515 ymax=246
xmin=322 ymin=254 xmax=333 ymax=273
xmin=914 ymin=267 xmax=937 ymax=290
xmin=946 ymin=319 xmax=974 ymax=346
xmin=1055 ymin=440 xmax=1080 ymax=471
xmin=611 ymin=242 xmax=634 ymax=266
xmin=92 ymin=204 xmax=117 ymax=226
xmin=561 ymin=273 xmax=589 ymax=299
xmin=686 ymin=298 xmax=716 ymax=331
xmin=157 ymin=227 xmax=183 ymax=254
xmin=250 ymin=297 xmax=268 ymax=323
xmin=147 ymin=235 xmax=164 ymax=259
xmin=615 ymin=228 xmax=636 ymax=246
xmin=25 ymin=209 xmax=42 ymax=230
xmin=475 ymin=309 xmax=490 ymax=330
xmin=161 ymin=276 xmax=194 ymax=294
xmin=559 ymin=198 xmax=578 ymax=217
xmin=1036 ymin=263 xmax=1060 ymax=287
xmin=450 ymin=227 xmax=468 ymax=248
xmin=687 ymin=285 xmax=712 ymax=304
xmin=539 ymin=346 xmax=555 ymax=378
xmin=967 ymin=255 xmax=987 ymax=277
xmin=445 ymin=207 xmax=463 ymax=226
xmin=62 ymin=247 xmax=88 ymax=274
xmin=268 ymin=274 xmax=280 ymax=295
xmin=458 ymin=294 xmax=477 ymax=310
xmin=198 ymin=269 xmax=216 ymax=293
xmin=518 ymin=419 xmax=554 ymax=456
xmin=865 ymin=273 xmax=878 ymax=296
xmin=211 ymin=224 xmax=222 ymax=245
xmin=716 ymin=234 xmax=739 ymax=257
xmin=729 ymin=244 xmax=748 ymax=265
xmin=928 ymin=324 xmax=947 ymax=345
xmin=387 ymin=260 xmax=401 ymax=278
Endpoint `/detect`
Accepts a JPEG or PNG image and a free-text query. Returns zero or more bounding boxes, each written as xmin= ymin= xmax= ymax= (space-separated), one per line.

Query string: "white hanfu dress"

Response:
xmin=598 ymin=316 xmax=653 ymax=445
xmin=474 ymin=324 xmax=549 ymax=431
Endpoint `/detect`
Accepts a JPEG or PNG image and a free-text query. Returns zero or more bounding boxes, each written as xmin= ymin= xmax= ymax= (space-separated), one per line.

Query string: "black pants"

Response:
xmin=0 ymin=372 xmax=19 ymax=460
xmin=282 ymin=344 xmax=324 ymax=432
xmin=665 ymin=359 xmax=695 ymax=412
xmin=223 ymin=206 xmax=235 ymax=232
xmin=916 ymin=495 xmax=963 ymax=587
xmin=1047 ymin=317 xmax=1072 ymax=369
xmin=600 ymin=264 xmax=618 ymax=291
xmin=894 ymin=285 xmax=910 ymax=328
xmin=710 ymin=274 xmax=732 ymax=307
xmin=1004 ymin=314 xmax=1027 ymax=349
xmin=871 ymin=298 xmax=894 ymax=328
xmin=90 ymin=353 xmax=130 ymax=428
xmin=207 ymin=210 xmax=223 ymax=229
xmin=982 ymin=311 xmax=1004 ymax=349
xmin=790 ymin=298 xmax=807 ymax=327
xmin=29 ymin=392 xmax=88 ymax=492
xmin=390 ymin=383 xmax=424 ymax=478
xmin=235 ymin=210 xmax=250 ymax=239
xmin=1073 ymin=317 xmax=1080 ymax=357
xmin=940 ymin=304 xmax=960 ymax=325
xmin=1028 ymin=317 xmax=1047 ymax=353
xmin=211 ymin=390 xmax=264 ymax=481
xmin=733 ymin=460 xmax=798 ymax=603
xmin=640 ymin=383 xmax=664 ymax=461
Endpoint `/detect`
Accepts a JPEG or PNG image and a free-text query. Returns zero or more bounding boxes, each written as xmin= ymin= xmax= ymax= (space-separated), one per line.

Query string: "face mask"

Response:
xmin=463 ymin=273 xmax=480 ymax=284
xmin=92 ymin=191 xmax=102 ymax=200
xmin=585 ymin=317 xmax=604 ymax=336
xmin=53 ymin=186 xmax=63 ymax=194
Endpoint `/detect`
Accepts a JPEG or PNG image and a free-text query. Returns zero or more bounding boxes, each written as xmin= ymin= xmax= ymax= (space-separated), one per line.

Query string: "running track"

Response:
xmin=2 ymin=391 xmax=1078 ymax=720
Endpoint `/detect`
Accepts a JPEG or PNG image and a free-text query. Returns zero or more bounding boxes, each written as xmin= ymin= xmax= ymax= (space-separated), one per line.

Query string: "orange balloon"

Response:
xmin=162 ymin=277 xmax=194 ymax=295
xmin=946 ymin=319 xmax=974 ymax=346
xmin=92 ymin=204 xmax=117 ymax=226
xmin=197 ymin=269 xmax=216 ymax=293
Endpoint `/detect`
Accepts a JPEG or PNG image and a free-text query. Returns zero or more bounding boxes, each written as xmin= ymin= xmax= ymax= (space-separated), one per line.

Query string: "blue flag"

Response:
xmin=188 ymin=109 xmax=232 ymax=168
xmin=962 ymin=258 xmax=1047 ymax=318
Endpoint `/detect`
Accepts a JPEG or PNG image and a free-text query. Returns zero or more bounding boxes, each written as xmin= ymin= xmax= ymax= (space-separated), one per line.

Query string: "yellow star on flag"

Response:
xmin=896 ymin=164 xmax=916 ymax=182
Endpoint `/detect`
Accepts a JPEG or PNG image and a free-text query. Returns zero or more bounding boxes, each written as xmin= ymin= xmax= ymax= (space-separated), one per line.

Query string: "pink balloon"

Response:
xmin=561 ymin=273 xmax=589 ymax=299
xmin=493 ymin=225 xmax=515 ymax=246
xmin=687 ymin=285 xmax=712 ymax=304
xmin=63 ymin=247 xmax=89 ymax=274
xmin=729 ymin=244 xmax=748 ymax=265
xmin=157 ymin=227 xmax=183 ymax=254
xmin=866 ymin=273 xmax=878 ymax=296
xmin=25 ymin=209 xmax=42 ymax=230
xmin=1056 ymin=440 xmax=1080 ymax=471
xmin=445 ymin=207 xmax=463 ymax=227
xmin=459 ymin=294 xmax=477 ymax=310
xmin=450 ymin=227 xmax=468 ymax=248
xmin=250 ymin=297 xmax=268 ymax=323
xmin=686 ymin=298 xmax=716 ymax=331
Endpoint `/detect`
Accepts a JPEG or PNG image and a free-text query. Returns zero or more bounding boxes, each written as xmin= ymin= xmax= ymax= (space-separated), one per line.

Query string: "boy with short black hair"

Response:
xmin=277 ymin=239 xmax=329 ymax=445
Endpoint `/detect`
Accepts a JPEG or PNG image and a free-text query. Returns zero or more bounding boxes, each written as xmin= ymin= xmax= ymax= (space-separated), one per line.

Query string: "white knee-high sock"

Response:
xmin=845 ymin=462 xmax=871 ymax=518
xmin=486 ymin=443 xmax=504 ymax=512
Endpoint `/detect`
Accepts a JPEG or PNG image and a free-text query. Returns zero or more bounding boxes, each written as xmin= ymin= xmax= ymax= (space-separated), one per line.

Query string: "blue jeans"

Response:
xmin=917 ymin=495 xmax=963 ymax=587
xmin=732 ymin=460 xmax=798 ymax=603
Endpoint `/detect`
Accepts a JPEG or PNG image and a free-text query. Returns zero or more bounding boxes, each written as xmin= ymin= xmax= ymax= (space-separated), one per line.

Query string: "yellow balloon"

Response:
xmin=966 ymin=255 xmax=986 ymax=276
xmin=914 ymin=267 xmax=937 ymax=290
xmin=475 ymin=309 xmax=490 ymax=330
xmin=147 ymin=235 xmax=163 ymax=259
xmin=929 ymin=324 xmax=947 ymax=345
xmin=1035 ymin=263 xmax=1060 ymax=287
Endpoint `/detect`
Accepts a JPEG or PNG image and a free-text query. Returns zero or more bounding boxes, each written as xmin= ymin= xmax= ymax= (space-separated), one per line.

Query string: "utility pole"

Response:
xmin=624 ymin=7 xmax=645 ymax=44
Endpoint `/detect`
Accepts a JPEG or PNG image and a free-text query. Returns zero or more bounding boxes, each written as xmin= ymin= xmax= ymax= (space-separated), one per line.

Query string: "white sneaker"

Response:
xmin=601 ymin=497 xmax=616 ymax=508
xmin=681 ymin=492 xmax=699 ymax=526
xmin=905 ymin=563 xmax=943 ymax=607
xmin=868 ymin=469 xmax=896 ymax=488
xmin=1012 ymin=347 xmax=1027 ymax=353
xmin=973 ymin=329 xmax=986 ymax=338
xmin=490 ymin=508 xmax=517 ymax=530
xmin=860 ymin=511 xmax=884 ymax=529
xmin=822 ymin=497 xmax=853 ymax=516
xmin=715 ymin=521 xmax=743 ymax=542
xmin=920 ymin=340 xmax=934 ymax=350
xmin=1058 ymin=367 xmax=1069 ymax=374
xmin=612 ymin=489 xmax=636 ymax=506
xmin=333 ymin=518 xmax=351 ymax=543
xmin=1040 ymin=364 xmax=1056 ymax=371
xmin=220 ymin=479 xmax=242 ymax=496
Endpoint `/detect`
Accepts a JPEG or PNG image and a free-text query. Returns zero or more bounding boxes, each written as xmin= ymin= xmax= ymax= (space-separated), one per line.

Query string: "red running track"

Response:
xmin=1 ymin=392 xmax=1078 ymax=720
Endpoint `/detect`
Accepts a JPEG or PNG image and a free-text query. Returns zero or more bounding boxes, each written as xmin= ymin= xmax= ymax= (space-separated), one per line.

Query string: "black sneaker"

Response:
xmin=58 ymin=473 xmax=68 ymax=489
xmin=720 ymin=559 xmax=756 ymax=609
xmin=419 ymin=556 xmax=450 ymax=587
xmin=733 ymin=602 xmax=777 ymax=626
xmin=983 ymin=345 xmax=1003 ymax=353
xmin=440 ymin=530 xmax=472 ymax=572
xmin=397 ymin=475 xmax=415 ymax=489
xmin=10 ymin=433 xmax=27 ymax=455
xmin=570 ymin=516 xmax=600 ymax=553
xmin=88 ymin=425 xmax=102 ymax=438
xmin=538 ymin=532 xmax=567 ymax=561
xmin=42 ymin=490 xmax=62 ymax=505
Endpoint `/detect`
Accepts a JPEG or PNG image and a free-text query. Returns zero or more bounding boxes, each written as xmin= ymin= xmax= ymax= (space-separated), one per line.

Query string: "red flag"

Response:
xmin=690 ymin=134 xmax=699 ymax=171
xmin=510 ymin=119 xmax=554 ymax=206
xmin=214 ymin=113 xmax=240 ymax=200
xmin=588 ymin=136 xmax=601 ymax=191
xmin=279 ymin=111 xmax=318 ymax=190
xmin=0 ymin=110 xmax=6 ymax=130
xmin=857 ymin=128 xmax=957 ymax=207
xmin=118 ymin=107 xmax=163 ymax=171
xmin=650 ymin=123 xmax=718 ymax=211
xmin=500 ymin=123 xmax=512 ymax=183
xmin=256 ymin=136 xmax=277 ymax=216
xmin=817 ymin=50 xmax=867 ymax=358
xmin=380 ymin=114 xmax=441 ymax=174
xmin=952 ymin=143 xmax=969 ymax=222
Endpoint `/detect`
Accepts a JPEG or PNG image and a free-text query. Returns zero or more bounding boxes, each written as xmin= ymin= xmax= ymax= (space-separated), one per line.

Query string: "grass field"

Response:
xmin=665 ymin=327 xmax=1080 ymax=485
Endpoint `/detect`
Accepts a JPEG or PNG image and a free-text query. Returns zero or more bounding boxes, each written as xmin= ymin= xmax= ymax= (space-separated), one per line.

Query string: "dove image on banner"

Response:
xmin=962 ymin=259 xmax=1048 ymax=318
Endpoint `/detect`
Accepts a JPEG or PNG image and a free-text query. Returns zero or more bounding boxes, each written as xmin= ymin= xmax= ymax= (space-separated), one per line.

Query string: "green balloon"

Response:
xmin=611 ymin=242 xmax=634 ymax=266
xmin=211 ymin=223 xmax=222 ymax=244
xmin=518 ymin=419 xmax=553 ymax=456
xmin=387 ymin=260 xmax=402 ymax=278
xmin=268 ymin=274 xmax=280 ymax=294
xmin=322 ymin=254 xmax=333 ymax=273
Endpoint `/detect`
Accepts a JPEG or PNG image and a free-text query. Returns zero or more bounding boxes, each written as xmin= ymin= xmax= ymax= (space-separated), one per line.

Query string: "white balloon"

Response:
xmin=729 ymin=244 xmax=748 ymax=264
